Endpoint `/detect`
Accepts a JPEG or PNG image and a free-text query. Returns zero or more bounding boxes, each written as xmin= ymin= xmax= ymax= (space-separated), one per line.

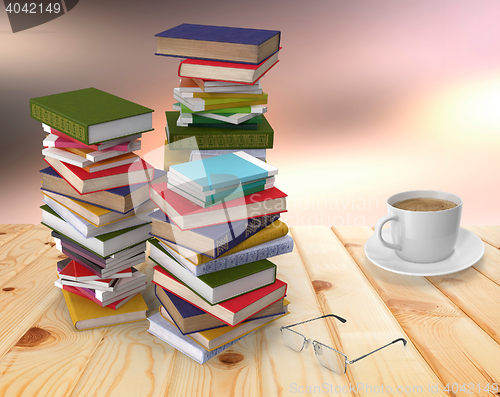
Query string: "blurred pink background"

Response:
xmin=1 ymin=0 xmax=499 ymax=226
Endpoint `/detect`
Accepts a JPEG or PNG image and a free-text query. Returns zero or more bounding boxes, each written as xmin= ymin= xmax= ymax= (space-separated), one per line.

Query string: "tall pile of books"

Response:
xmin=31 ymin=88 xmax=166 ymax=331
xmin=148 ymin=24 xmax=294 ymax=364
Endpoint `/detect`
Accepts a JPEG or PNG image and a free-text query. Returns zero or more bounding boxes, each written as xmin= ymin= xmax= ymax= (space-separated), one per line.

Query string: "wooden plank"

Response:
xmin=0 ymin=244 xmax=155 ymax=397
xmin=0 ymin=224 xmax=35 ymax=249
xmin=0 ymin=224 xmax=55 ymax=288
xmin=334 ymin=226 xmax=500 ymax=397
xmin=0 ymin=245 xmax=65 ymax=360
xmin=259 ymin=229 xmax=353 ymax=397
xmin=464 ymin=226 xmax=500 ymax=249
xmin=472 ymin=241 xmax=500 ymax=286
xmin=0 ymin=294 xmax=108 ymax=397
xmin=292 ymin=226 xmax=446 ymax=397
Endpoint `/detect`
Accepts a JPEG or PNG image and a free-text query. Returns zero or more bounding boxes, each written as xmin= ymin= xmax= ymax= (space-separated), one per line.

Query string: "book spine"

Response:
xmin=195 ymin=235 xmax=294 ymax=276
xmin=168 ymin=131 xmax=273 ymax=150
xmin=30 ymin=100 xmax=89 ymax=144
xmin=214 ymin=213 xmax=280 ymax=257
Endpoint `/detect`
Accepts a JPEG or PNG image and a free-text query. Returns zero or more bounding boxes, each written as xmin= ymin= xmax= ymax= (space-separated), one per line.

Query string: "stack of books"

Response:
xmin=31 ymin=87 xmax=165 ymax=331
xmin=149 ymin=25 xmax=293 ymax=364
xmin=155 ymin=23 xmax=281 ymax=166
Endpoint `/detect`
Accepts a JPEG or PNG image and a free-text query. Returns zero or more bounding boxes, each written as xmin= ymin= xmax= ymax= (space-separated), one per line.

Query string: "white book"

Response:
xmin=43 ymin=195 xmax=153 ymax=238
xmin=147 ymin=312 xmax=251 ymax=364
xmin=95 ymin=270 xmax=146 ymax=302
xmin=190 ymin=149 xmax=266 ymax=162
xmin=86 ymin=140 xmax=141 ymax=162
xmin=150 ymin=243 xmax=276 ymax=305
xmin=42 ymin=147 xmax=93 ymax=168
xmin=193 ymin=78 xmax=262 ymax=89
xmin=158 ymin=235 xmax=294 ymax=277
xmin=41 ymin=206 xmax=152 ymax=258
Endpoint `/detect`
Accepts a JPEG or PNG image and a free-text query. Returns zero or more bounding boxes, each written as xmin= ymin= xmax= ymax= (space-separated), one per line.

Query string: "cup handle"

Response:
xmin=374 ymin=214 xmax=401 ymax=251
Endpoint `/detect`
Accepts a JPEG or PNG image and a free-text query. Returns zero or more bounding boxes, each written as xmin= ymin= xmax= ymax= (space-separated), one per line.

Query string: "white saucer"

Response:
xmin=364 ymin=227 xmax=485 ymax=276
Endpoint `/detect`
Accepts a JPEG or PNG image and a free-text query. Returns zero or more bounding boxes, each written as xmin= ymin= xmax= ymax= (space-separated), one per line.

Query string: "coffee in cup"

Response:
xmin=374 ymin=190 xmax=462 ymax=263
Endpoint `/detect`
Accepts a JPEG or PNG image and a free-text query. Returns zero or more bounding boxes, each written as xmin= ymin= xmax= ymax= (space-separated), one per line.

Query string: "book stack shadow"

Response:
xmin=31 ymin=88 xmax=166 ymax=331
xmin=147 ymin=24 xmax=293 ymax=364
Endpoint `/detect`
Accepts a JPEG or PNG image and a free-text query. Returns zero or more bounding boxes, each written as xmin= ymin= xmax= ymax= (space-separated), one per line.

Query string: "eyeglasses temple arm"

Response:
xmin=282 ymin=314 xmax=347 ymax=329
xmin=348 ymin=338 xmax=407 ymax=364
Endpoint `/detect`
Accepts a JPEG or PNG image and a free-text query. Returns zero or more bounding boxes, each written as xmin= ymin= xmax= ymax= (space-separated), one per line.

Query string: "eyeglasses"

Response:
xmin=280 ymin=314 xmax=407 ymax=374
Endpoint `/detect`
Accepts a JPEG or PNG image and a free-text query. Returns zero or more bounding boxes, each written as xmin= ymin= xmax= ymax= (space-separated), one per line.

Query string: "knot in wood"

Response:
xmin=218 ymin=352 xmax=244 ymax=365
xmin=2 ymin=287 xmax=15 ymax=292
xmin=312 ymin=280 xmax=332 ymax=292
xmin=15 ymin=327 xmax=52 ymax=348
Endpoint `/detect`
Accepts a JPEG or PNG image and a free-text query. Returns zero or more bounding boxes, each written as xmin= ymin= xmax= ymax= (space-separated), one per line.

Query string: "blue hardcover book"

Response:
xmin=169 ymin=151 xmax=278 ymax=193
xmin=40 ymin=166 xmax=167 ymax=213
xmin=149 ymin=210 xmax=280 ymax=258
xmin=155 ymin=24 xmax=281 ymax=65
xmin=147 ymin=312 xmax=250 ymax=364
xmin=155 ymin=285 xmax=286 ymax=335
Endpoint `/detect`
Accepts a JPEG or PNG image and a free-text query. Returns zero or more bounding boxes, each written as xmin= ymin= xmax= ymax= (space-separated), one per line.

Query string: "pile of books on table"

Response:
xmin=31 ymin=87 xmax=166 ymax=331
xmin=149 ymin=24 xmax=293 ymax=364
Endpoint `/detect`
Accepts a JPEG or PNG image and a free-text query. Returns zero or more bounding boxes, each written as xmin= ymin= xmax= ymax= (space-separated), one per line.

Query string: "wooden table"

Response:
xmin=1 ymin=224 xmax=499 ymax=397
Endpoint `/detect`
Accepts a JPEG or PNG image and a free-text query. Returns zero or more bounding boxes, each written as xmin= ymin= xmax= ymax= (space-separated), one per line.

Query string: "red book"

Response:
xmin=44 ymin=156 xmax=155 ymax=194
xmin=152 ymin=266 xmax=287 ymax=326
xmin=178 ymin=50 xmax=280 ymax=85
xmin=60 ymin=284 xmax=134 ymax=310
xmin=150 ymin=183 xmax=287 ymax=230
xmin=48 ymin=127 xmax=140 ymax=151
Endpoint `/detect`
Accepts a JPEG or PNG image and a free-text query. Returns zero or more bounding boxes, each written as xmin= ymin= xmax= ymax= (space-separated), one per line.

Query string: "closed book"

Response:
xmin=192 ymin=78 xmax=262 ymax=92
xmin=148 ymin=312 xmax=250 ymax=364
xmin=61 ymin=288 xmax=148 ymax=330
xmin=43 ymin=194 xmax=152 ymax=238
xmin=150 ymin=212 xmax=280 ymax=258
xmin=155 ymin=24 xmax=280 ymax=64
xmin=44 ymin=156 xmax=155 ymax=194
xmin=174 ymin=102 xmax=267 ymax=115
xmin=159 ymin=234 xmax=293 ymax=277
xmin=178 ymin=52 xmax=279 ymax=84
xmin=42 ymin=189 xmax=157 ymax=227
xmin=152 ymin=255 xmax=276 ymax=305
xmin=31 ymin=88 xmax=153 ymax=145
xmin=57 ymin=282 xmax=137 ymax=310
xmin=165 ymin=111 xmax=273 ymax=150
xmin=149 ymin=183 xmax=287 ymax=230
xmin=151 ymin=268 xmax=287 ymax=326
xmin=155 ymin=285 xmax=286 ymax=334
xmin=43 ymin=132 xmax=140 ymax=152
xmin=175 ymin=88 xmax=264 ymax=99
xmin=167 ymin=174 xmax=274 ymax=208
xmin=173 ymin=92 xmax=268 ymax=112
xmin=170 ymin=151 xmax=277 ymax=192
xmin=57 ymin=257 xmax=132 ymax=281
xmin=41 ymin=204 xmax=151 ymax=257
xmin=184 ymin=112 xmax=264 ymax=125
xmin=53 ymin=230 xmax=147 ymax=264
xmin=161 ymin=306 xmax=288 ymax=351
xmin=61 ymin=245 xmax=145 ymax=279
xmin=40 ymin=166 xmax=167 ymax=214
xmin=189 ymin=149 xmax=265 ymax=162
xmin=177 ymin=115 xmax=261 ymax=130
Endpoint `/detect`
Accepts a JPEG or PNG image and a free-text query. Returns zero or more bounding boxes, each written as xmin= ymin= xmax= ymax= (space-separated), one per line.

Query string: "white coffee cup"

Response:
xmin=374 ymin=190 xmax=463 ymax=263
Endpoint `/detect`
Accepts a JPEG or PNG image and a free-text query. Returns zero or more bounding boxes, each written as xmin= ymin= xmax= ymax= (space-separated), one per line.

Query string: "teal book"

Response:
xmin=30 ymin=88 xmax=154 ymax=145
xmin=166 ymin=111 xmax=274 ymax=150
xmin=169 ymin=151 xmax=277 ymax=192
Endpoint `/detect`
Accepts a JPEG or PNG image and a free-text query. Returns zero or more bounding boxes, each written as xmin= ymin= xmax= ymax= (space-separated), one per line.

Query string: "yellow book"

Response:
xmin=62 ymin=290 xmax=148 ymax=331
xmin=160 ymin=220 xmax=289 ymax=266
xmin=161 ymin=300 xmax=290 ymax=351
xmin=42 ymin=190 xmax=155 ymax=226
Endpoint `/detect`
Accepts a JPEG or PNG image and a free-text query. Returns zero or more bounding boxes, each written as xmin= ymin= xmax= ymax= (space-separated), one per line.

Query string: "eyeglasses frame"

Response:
xmin=280 ymin=314 xmax=407 ymax=374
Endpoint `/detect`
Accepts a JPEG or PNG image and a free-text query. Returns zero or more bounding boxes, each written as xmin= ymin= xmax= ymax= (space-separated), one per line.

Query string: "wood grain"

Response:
xmin=0 ymin=224 xmax=35 ymax=249
xmin=0 ymin=245 xmax=66 ymax=361
xmin=0 ymin=224 xmax=55 ymax=288
xmin=292 ymin=226 xmax=446 ymax=397
xmin=464 ymin=225 xmax=500 ymax=249
xmin=0 ymin=294 xmax=108 ymax=397
xmin=333 ymin=226 xmax=500 ymax=396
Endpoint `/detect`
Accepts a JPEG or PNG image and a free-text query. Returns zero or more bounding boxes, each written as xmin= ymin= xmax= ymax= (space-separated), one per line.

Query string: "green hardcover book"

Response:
xmin=165 ymin=111 xmax=274 ymax=150
xmin=174 ymin=92 xmax=268 ymax=112
xmin=150 ymin=246 xmax=277 ymax=305
xmin=174 ymin=102 xmax=266 ymax=114
xmin=30 ymin=88 xmax=154 ymax=145
xmin=180 ymin=114 xmax=262 ymax=130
